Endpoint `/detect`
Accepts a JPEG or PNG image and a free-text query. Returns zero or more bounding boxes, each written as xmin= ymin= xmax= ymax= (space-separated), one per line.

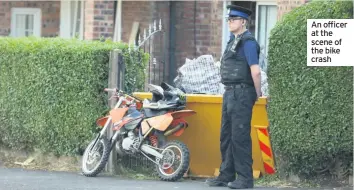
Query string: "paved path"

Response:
xmin=0 ymin=167 xmax=345 ymax=190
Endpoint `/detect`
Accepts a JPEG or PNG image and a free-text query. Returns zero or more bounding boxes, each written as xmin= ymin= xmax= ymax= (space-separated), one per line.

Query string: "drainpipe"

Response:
xmin=168 ymin=1 xmax=176 ymax=84
xmin=221 ymin=1 xmax=227 ymax=55
xmin=113 ymin=0 xmax=122 ymax=42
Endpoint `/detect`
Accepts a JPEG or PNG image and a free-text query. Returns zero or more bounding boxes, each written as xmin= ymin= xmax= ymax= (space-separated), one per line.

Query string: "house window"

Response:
xmin=11 ymin=8 xmax=41 ymax=37
xmin=255 ymin=2 xmax=277 ymax=57
xmin=60 ymin=0 xmax=84 ymax=39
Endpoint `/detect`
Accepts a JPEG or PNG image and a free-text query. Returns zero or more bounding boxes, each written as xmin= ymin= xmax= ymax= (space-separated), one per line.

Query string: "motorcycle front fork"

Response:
xmin=89 ymin=117 xmax=113 ymax=152
xmin=88 ymin=97 xmax=124 ymax=152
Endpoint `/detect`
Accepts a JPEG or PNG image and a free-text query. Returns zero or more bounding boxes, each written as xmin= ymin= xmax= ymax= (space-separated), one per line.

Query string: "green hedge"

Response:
xmin=0 ymin=37 xmax=148 ymax=156
xmin=267 ymin=0 xmax=353 ymax=177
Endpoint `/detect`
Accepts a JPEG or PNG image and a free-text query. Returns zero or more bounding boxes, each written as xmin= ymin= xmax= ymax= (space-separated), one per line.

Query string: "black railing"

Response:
xmin=129 ymin=19 xmax=168 ymax=88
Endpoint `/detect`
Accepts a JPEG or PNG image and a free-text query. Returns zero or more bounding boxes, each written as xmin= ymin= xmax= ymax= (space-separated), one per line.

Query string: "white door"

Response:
xmin=10 ymin=8 xmax=41 ymax=37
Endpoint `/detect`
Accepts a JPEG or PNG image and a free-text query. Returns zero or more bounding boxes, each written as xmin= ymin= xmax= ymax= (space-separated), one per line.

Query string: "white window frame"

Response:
xmin=10 ymin=8 xmax=42 ymax=37
xmin=60 ymin=0 xmax=84 ymax=39
xmin=255 ymin=1 xmax=277 ymax=56
xmin=221 ymin=1 xmax=232 ymax=56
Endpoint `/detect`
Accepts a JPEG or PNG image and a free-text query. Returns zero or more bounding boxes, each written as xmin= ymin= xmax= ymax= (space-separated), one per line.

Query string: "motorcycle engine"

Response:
xmin=120 ymin=131 xmax=139 ymax=153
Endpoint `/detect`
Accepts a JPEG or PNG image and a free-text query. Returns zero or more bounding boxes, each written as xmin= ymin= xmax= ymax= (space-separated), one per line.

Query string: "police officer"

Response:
xmin=206 ymin=5 xmax=262 ymax=189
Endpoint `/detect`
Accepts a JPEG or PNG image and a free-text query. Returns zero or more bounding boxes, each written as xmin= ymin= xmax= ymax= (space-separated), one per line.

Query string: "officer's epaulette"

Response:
xmin=240 ymin=34 xmax=256 ymax=43
xmin=239 ymin=34 xmax=260 ymax=55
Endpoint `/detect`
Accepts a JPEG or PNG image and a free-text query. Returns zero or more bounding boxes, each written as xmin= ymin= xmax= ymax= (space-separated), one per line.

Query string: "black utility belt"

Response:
xmin=224 ymin=83 xmax=251 ymax=90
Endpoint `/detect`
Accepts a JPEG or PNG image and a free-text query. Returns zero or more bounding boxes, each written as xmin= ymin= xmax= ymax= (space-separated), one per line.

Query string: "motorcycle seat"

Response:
xmin=143 ymin=99 xmax=177 ymax=110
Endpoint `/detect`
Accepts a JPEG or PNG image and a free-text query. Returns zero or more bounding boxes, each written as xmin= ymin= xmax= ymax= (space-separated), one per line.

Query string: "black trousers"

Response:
xmin=218 ymin=86 xmax=257 ymax=181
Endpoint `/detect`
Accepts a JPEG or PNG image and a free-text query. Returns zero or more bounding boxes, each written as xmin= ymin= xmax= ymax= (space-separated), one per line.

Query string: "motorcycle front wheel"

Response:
xmin=81 ymin=136 xmax=111 ymax=177
xmin=155 ymin=140 xmax=190 ymax=181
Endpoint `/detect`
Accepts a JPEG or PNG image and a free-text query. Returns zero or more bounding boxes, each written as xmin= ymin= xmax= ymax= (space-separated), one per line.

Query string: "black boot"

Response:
xmin=227 ymin=179 xmax=254 ymax=189
xmin=206 ymin=176 xmax=233 ymax=187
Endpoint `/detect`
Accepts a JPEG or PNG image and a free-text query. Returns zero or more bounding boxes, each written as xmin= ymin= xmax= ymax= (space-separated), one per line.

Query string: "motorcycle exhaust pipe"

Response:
xmin=164 ymin=123 xmax=185 ymax=136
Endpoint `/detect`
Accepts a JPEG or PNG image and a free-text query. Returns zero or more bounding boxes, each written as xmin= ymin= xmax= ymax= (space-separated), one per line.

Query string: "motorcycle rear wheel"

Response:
xmin=155 ymin=140 xmax=190 ymax=181
xmin=81 ymin=136 xmax=111 ymax=177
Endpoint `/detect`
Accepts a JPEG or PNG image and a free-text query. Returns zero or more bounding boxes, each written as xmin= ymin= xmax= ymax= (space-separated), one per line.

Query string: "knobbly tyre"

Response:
xmin=81 ymin=82 xmax=196 ymax=181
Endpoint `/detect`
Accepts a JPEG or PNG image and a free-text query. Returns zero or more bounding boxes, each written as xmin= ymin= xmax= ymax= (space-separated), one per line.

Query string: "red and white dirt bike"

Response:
xmin=81 ymin=82 xmax=196 ymax=181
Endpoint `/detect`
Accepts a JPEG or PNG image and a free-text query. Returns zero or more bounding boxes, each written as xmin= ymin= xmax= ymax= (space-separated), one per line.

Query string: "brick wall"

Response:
xmin=0 ymin=1 xmax=60 ymax=37
xmin=121 ymin=1 xmax=170 ymax=50
xmin=122 ymin=1 xmax=155 ymax=43
xmin=276 ymin=0 xmax=307 ymax=20
xmin=121 ymin=1 xmax=224 ymax=84
xmin=174 ymin=1 xmax=223 ymax=68
xmin=84 ymin=0 xmax=115 ymax=40
xmin=121 ymin=1 xmax=170 ymax=86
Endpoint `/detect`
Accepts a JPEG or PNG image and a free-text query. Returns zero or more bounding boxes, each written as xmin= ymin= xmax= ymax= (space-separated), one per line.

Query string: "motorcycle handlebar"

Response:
xmin=104 ymin=88 xmax=142 ymax=103
xmin=104 ymin=88 xmax=117 ymax=92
